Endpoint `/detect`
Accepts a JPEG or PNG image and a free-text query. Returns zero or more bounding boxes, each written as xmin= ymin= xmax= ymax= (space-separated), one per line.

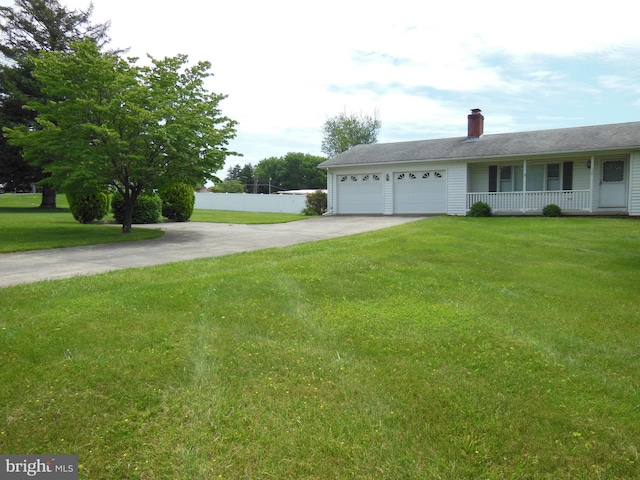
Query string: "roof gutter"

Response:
xmin=320 ymin=146 xmax=640 ymax=169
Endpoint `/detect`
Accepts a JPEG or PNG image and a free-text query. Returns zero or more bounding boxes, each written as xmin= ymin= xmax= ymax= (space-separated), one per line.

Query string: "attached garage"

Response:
xmin=333 ymin=169 xmax=449 ymax=214
xmin=393 ymin=170 xmax=447 ymax=214
xmin=336 ymin=173 xmax=383 ymax=214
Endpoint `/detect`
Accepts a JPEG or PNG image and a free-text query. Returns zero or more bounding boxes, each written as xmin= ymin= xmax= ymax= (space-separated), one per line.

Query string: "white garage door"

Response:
xmin=393 ymin=170 xmax=446 ymax=214
xmin=336 ymin=173 xmax=383 ymax=214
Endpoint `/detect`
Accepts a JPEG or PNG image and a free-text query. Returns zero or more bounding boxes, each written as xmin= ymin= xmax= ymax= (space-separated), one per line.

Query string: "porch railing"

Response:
xmin=467 ymin=190 xmax=591 ymax=212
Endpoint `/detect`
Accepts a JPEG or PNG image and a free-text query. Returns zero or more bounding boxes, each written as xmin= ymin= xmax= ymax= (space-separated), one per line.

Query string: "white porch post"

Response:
xmin=522 ymin=160 xmax=527 ymax=212
xmin=589 ymin=155 xmax=595 ymax=212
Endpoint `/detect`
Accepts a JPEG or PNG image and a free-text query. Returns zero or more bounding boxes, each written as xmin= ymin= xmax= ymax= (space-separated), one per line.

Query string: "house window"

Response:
xmin=514 ymin=166 xmax=524 ymax=191
xmin=526 ymin=165 xmax=544 ymax=191
xmin=602 ymin=160 xmax=624 ymax=182
xmin=494 ymin=166 xmax=522 ymax=192
xmin=489 ymin=165 xmax=519 ymax=192
xmin=490 ymin=161 xmax=573 ymax=192
xmin=499 ymin=166 xmax=512 ymax=192
xmin=547 ymin=164 xmax=560 ymax=190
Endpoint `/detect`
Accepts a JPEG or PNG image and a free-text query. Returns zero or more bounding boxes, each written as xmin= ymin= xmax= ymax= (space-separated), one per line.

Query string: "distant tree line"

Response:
xmin=217 ymin=152 xmax=326 ymax=194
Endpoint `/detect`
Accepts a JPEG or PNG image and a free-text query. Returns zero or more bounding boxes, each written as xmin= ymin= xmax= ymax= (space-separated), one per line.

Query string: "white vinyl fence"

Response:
xmin=195 ymin=192 xmax=307 ymax=214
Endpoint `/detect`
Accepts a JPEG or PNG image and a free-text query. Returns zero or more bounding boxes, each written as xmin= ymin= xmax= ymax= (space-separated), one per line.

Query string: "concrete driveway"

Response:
xmin=0 ymin=216 xmax=423 ymax=287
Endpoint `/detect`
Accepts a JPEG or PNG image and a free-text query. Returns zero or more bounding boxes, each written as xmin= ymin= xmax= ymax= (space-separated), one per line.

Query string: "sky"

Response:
xmin=5 ymin=0 xmax=640 ymax=176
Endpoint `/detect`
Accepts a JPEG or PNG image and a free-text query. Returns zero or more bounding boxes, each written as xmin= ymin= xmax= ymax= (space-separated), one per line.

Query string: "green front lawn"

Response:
xmin=1 ymin=217 xmax=638 ymax=478
xmin=0 ymin=194 xmax=306 ymax=253
xmin=190 ymin=209 xmax=306 ymax=224
xmin=0 ymin=194 xmax=163 ymax=252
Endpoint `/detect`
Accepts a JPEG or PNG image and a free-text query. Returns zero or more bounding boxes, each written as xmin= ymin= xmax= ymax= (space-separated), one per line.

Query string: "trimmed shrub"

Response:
xmin=302 ymin=190 xmax=327 ymax=216
xmin=468 ymin=201 xmax=492 ymax=217
xmin=66 ymin=191 xmax=110 ymax=224
xmin=542 ymin=204 xmax=562 ymax=217
xmin=111 ymin=192 xmax=162 ymax=224
xmin=159 ymin=183 xmax=195 ymax=221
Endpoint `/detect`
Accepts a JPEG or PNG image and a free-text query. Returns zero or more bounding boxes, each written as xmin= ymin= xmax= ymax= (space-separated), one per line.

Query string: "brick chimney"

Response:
xmin=467 ymin=108 xmax=484 ymax=139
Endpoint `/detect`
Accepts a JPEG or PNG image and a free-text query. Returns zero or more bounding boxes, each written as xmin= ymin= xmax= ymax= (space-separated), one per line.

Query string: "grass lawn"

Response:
xmin=0 ymin=194 xmax=306 ymax=253
xmin=1 ymin=216 xmax=639 ymax=478
xmin=0 ymin=194 xmax=163 ymax=253
xmin=190 ymin=209 xmax=305 ymax=224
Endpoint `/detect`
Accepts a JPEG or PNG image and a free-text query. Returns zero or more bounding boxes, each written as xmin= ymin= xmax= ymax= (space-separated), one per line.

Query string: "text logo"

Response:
xmin=1 ymin=455 xmax=77 ymax=479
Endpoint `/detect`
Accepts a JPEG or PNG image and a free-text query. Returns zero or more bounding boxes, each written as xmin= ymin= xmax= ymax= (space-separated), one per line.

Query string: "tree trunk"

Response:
xmin=39 ymin=184 xmax=57 ymax=209
xmin=121 ymin=193 xmax=135 ymax=233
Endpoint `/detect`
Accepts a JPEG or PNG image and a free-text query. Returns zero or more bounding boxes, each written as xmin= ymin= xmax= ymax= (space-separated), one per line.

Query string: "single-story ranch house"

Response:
xmin=317 ymin=109 xmax=640 ymax=216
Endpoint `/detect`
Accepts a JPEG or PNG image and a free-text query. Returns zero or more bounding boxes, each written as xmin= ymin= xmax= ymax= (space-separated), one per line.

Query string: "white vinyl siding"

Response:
xmin=446 ymin=163 xmax=467 ymax=215
xmin=326 ymin=172 xmax=337 ymax=214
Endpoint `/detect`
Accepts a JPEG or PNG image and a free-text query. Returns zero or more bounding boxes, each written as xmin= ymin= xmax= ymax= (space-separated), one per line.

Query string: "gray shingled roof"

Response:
xmin=318 ymin=121 xmax=640 ymax=168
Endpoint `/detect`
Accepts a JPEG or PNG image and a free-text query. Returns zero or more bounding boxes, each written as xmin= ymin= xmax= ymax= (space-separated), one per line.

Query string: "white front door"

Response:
xmin=599 ymin=159 xmax=627 ymax=207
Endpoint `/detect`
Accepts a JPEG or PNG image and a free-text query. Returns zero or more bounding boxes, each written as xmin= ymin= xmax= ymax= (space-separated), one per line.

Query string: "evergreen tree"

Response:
xmin=0 ymin=0 xmax=113 ymax=208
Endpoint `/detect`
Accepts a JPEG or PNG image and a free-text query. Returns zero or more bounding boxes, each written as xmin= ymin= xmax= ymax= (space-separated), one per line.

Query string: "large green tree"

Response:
xmin=5 ymin=40 xmax=238 ymax=232
xmin=254 ymin=152 xmax=326 ymax=192
xmin=321 ymin=109 xmax=381 ymax=158
xmin=0 ymin=0 xmax=112 ymax=207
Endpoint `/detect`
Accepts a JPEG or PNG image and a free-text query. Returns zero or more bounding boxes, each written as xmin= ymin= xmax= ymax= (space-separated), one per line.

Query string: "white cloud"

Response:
xmin=8 ymin=0 xmax=640 ymax=170
xmin=598 ymin=74 xmax=640 ymax=95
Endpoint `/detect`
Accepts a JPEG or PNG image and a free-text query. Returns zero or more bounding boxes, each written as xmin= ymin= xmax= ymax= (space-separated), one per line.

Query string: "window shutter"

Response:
xmin=562 ymin=162 xmax=573 ymax=190
xmin=488 ymin=165 xmax=497 ymax=192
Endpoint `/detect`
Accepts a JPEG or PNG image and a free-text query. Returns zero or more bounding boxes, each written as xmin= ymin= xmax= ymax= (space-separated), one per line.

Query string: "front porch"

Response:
xmin=467 ymin=190 xmax=593 ymax=214
xmin=466 ymin=155 xmax=632 ymax=215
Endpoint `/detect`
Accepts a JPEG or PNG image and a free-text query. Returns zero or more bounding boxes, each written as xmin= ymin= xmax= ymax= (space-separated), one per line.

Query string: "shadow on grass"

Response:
xmin=0 ymin=206 xmax=72 ymax=214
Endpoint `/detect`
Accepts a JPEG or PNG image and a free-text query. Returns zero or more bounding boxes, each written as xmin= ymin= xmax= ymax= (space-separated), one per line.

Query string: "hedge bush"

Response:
xmin=111 ymin=192 xmax=162 ymax=224
xmin=468 ymin=201 xmax=492 ymax=217
xmin=542 ymin=204 xmax=562 ymax=217
xmin=66 ymin=191 xmax=110 ymax=224
xmin=302 ymin=190 xmax=327 ymax=216
xmin=159 ymin=183 xmax=195 ymax=221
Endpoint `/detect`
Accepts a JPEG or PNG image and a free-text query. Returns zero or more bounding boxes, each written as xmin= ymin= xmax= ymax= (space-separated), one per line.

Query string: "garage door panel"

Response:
xmin=337 ymin=173 xmax=383 ymax=214
xmin=394 ymin=170 xmax=446 ymax=214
